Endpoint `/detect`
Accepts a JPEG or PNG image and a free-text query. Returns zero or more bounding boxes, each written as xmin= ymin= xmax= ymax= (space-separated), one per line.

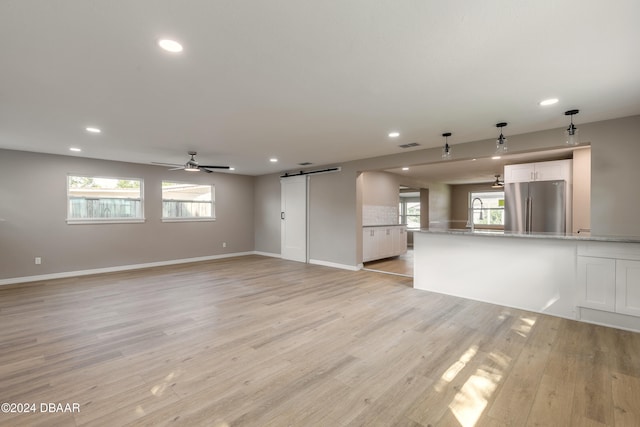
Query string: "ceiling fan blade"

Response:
xmin=152 ymin=162 xmax=183 ymax=167
xmin=200 ymin=165 xmax=230 ymax=169
xmin=168 ymin=167 xmax=185 ymax=171
xmin=200 ymin=167 xmax=213 ymax=173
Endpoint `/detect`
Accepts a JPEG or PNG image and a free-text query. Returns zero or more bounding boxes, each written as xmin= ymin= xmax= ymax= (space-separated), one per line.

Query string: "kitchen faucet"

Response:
xmin=472 ymin=197 xmax=484 ymax=220
xmin=468 ymin=197 xmax=484 ymax=232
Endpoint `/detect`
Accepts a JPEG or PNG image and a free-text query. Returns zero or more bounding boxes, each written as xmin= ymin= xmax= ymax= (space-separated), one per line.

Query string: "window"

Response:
xmin=399 ymin=194 xmax=420 ymax=229
xmin=469 ymin=191 xmax=504 ymax=226
xmin=162 ymin=181 xmax=214 ymax=221
xmin=67 ymin=175 xmax=143 ymax=223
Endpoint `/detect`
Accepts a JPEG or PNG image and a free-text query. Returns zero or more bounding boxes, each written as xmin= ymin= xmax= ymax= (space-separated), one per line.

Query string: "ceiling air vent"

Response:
xmin=399 ymin=142 xmax=420 ymax=149
xmin=298 ymin=162 xmax=313 ymax=166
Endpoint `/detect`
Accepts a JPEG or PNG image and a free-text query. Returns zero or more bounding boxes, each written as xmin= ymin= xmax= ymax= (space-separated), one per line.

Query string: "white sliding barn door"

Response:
xmin=281 ymin=175 xmax=308 ymax=263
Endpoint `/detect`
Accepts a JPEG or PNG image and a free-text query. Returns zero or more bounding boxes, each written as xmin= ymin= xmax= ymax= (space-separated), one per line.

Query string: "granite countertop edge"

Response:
xmin=417 ymin=228 xmax=640 ymax=244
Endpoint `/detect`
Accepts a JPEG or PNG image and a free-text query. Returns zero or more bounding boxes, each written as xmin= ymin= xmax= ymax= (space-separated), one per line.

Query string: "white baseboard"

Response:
xmin=253 ymin=251 xmax=282 ymax=258
xmin=309 ymin=259 xmax=359 ymax=271
xmin=0 ymin=251 xmax=255 ymax=286
xmin=0 ymin=252 xmax=361 ymax=286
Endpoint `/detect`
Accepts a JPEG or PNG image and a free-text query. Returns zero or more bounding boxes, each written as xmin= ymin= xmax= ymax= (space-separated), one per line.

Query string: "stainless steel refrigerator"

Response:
xmin=504 ymin=180 xmax=566 ymax=233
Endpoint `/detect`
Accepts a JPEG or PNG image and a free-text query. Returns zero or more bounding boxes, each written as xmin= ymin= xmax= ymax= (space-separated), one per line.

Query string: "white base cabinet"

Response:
xmin=577 ymin=256 xmax=616 ymax=311
xmin=616 ymin=260 xmax=640 ymax=317
xmin=577 ymin=243 xmax=640 ymax=319
xmin=362 ymin=226 xmax=407 ymax=262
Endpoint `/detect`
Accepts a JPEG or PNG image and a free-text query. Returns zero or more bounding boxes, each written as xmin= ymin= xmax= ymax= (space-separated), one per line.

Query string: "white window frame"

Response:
xmin=399 ymin=196 xmax=421 ymax=229
xmin=66 ymin=175 xmax=145 ymax=224
xmin=468 ymin=190 xmax=505 ymax=229
xmin=161 ymin=181 xmax=215 ymax=222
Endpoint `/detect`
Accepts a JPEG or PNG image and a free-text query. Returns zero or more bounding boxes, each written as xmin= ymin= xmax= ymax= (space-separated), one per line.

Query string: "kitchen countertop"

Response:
xmin=418 ymin=228 xmax=640 ymax=244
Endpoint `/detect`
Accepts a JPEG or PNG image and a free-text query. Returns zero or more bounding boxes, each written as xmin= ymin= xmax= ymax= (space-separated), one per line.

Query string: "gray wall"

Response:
xmin=309 ymin=168 xmax=358 ymax=265
xmin=0 ymin=150 xmax=255 ymax=280
xmin=253 ymin=168 xmax=361 ymax=265
xmin=586 ymin=116 xmax=639 ymax=236
xmin=361 ymin=171 xmax=400 ymax=207
xmin=253 ymin=114 xmax=640 ymax=268
xmin=253 ymin=173 xmax=281 ymax=255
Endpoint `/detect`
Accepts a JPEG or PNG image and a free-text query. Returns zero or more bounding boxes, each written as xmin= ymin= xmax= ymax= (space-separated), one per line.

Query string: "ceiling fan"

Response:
xmin=491 ymin=174 xmax=504 ymax=189
xmin=152 ymin=151 xmax=230 ymax=173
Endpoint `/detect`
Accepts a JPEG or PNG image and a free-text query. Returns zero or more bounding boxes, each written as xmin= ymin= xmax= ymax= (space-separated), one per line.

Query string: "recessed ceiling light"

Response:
xmin=229 ymin=167 xmax=235 ymax=171
xmin=491 ymin=156 xmax=501 ymax=160
xmin=270 ymin=158 xmax=278 ymax=163
xmin=85 ymin=127 xmax=101 ymax=133
xmin=158 ymin=39 xmax=183 ymax=53
xmin=539 ymin=98 xmax=559 ymax=106
xmin=69 ymin=147 xmax=82 ymax=152
xmin=388 ymin=132 xmax=400 ymax=138
xmin=402 ymin=167 xmax=409 ymax=171
xmin=472 ymin=158 xmax=477 ymax=161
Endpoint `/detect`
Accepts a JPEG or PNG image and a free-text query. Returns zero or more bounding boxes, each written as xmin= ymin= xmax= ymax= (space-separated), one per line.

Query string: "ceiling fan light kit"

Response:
xmin=184 ymin=151 xmax=201 ymax=172
xmin=491 ymin=174 xmax=504 ymax=189
xmin=152 ymin=151 xmax=230 ymax=173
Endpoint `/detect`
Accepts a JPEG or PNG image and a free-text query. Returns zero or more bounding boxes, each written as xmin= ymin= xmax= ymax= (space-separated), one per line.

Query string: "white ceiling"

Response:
xmin=1 ymin=1 xmax=639 ymax=176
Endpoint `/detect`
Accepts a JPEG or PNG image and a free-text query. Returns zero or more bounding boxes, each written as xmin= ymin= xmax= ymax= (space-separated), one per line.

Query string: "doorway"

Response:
xmin=361 ymin=185 xmax=428 ymax=278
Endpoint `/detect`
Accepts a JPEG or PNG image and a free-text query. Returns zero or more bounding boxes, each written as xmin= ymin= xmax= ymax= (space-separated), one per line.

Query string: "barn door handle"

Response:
xmin=281 ymin=212 xmax=285 ymax=220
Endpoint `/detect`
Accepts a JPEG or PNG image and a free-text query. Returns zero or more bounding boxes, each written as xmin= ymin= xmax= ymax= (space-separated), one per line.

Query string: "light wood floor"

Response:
xmin=1 ymin=255 xmax=639 ymax=426
xmin=364 ymin=249 xmax=414 ymax=277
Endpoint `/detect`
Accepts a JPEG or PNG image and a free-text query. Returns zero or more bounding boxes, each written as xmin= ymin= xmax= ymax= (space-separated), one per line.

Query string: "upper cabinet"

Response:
xmin=504 ymin=159 xmax=572 ymax=183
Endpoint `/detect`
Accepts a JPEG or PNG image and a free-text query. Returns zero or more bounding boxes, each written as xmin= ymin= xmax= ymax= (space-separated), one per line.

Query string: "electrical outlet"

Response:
xmin=222 ymin=242 xmax=227 ymax=248
xmin=35 ymin=257 xmax=42 ymax=265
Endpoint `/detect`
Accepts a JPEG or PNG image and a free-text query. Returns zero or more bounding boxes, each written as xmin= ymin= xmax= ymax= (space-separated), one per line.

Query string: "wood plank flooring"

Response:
xmin=1 ymin=255 xmax=639 ymax=426
xmin=363 ymin=249 xmax=414 ymax=277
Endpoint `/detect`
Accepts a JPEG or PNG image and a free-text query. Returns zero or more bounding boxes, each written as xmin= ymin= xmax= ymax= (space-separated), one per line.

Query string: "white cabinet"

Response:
xmin=535 ymin=160 xmax=570 ymax=182
xmin=577 ymin=244 xmax=640 ymax=318
xmin=577 ymin=256 xmax=616 ymax=311
xmin=362 ymin=226 xmax=407 ymax=262
xmin=504 ymin=163 xmax=535 ymax=183
xmin=379 ymin=227 xmax=394 ymax=259
xmin=391 ymin=227 xmax=406 ymax=256
xmin=504 ymin=160 xmax=571 ymax=183
xmin=616 ymin=260 xmax=640 ymax=317
xmin=363 ymin=228 xmax=377 ymax=262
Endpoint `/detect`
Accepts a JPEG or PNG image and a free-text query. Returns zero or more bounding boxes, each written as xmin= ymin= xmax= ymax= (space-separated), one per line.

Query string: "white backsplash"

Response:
xmin=363 ymin=204 xmax=399 ymax=226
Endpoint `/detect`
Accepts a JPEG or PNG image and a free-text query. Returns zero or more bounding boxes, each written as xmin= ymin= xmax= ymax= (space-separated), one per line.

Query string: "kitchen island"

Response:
xmin=414 ymin=229 xmax=640 ymax=332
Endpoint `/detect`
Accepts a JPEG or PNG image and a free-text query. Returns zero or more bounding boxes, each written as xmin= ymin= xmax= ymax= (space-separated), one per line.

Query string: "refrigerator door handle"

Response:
xmin=528 ymin=197 xmax=533 ymax=232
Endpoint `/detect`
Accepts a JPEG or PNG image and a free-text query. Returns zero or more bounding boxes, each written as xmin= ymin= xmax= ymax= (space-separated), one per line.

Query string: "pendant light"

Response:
xmin=565 ymin=109 xmax=579 ymax=146
xmin=441 ymin=132 xmax=452 ymax=160
xmin=495 ymin=122 xmax=508 ymax=154
xmin=491 ymin=174 xmax=504 ymax=189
